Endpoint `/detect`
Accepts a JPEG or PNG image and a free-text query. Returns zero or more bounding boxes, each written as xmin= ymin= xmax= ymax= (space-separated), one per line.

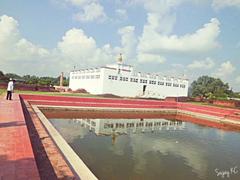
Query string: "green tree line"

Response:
xmin=190 ymin=76 xmax=240 ymax=99
xmin=0 ymin=70 xmax=69 ymax=86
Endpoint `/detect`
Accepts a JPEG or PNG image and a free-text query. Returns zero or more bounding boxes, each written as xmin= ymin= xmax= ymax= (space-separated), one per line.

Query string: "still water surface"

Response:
xmin=49 ymin=118 xmax=240 ymax=180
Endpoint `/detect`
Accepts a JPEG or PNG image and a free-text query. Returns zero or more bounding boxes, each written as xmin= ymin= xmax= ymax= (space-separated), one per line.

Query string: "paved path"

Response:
xmin=0 ymin=93 xmax=40 ymax=180
xmin=21 ymin=94 xmax=240 ymax=121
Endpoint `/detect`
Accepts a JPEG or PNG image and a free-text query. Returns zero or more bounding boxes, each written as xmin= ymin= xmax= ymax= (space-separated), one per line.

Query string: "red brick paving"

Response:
xmin=21 ymin=100 xmax=75 ymax=179
xmin=0 ymin=94 xmax=40 ymax=180
xmin=1 ymin=93 xmax=238 ymax=180
xmin=1 ymin=93 xmax=238 ymax=179
xmin=21 ymin=94 xmax=240 ymax=121
xmin=19 ymin=94 xmax=240 ymax=132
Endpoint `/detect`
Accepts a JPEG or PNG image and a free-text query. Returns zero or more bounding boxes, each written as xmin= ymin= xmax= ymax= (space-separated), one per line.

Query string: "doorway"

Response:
xmin=143 ymin=85 xmax=147 ymax=95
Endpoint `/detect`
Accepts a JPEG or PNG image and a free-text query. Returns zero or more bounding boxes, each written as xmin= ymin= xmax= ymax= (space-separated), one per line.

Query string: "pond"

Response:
xmin=49 ymin=118 xmax=240 ymax=180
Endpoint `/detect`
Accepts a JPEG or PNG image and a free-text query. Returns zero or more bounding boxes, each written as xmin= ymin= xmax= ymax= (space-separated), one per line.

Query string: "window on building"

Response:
xmin=109 ymin=75 xmax=118 ymax=80
xmin=166 ymin=82 xmax=172 ymax=86
xmin=149 ymin=80 xmax=156 ymax=84
xmin=140 ymin=79 xmax=147 ymax=84
xmin=91 ymin=121 xmax=96 ymax=126
xmin=173 ymin=83 xmax=179 ymax=87
xmin=158 ymin=81 xmax=164 ymax=85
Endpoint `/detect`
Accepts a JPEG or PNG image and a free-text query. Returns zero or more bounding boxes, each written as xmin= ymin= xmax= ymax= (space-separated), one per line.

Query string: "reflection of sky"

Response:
xmin=49 ymin=118 xmax=240 ymax=180
xmin=129 ymin=133 xmax=207 ymax=179
xmin=50 ymin=119 xmax=89 ymax=143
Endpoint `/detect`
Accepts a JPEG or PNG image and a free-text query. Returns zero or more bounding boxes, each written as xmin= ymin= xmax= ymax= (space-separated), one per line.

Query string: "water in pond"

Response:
xmin=49 ymin=118 xmax=240 ymax=180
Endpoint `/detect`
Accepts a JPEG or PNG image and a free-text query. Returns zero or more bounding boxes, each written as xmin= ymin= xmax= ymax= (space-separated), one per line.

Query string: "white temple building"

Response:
xmin=69 ymin=54 xmax=189 ymax=99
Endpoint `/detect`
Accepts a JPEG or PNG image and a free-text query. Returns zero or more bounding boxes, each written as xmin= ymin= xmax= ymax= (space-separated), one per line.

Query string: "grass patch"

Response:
xmin=0 ymin=88 xmax=97 ymax=97
xmin=14 ymin=89 xmax=98 ymax=98
xmin=188 ymin=101 xmax=210 ymax=106
xmin=0 ymin=88 xmax=121 ymax=99
xmin=0 ymin=89 xmax=5 ymax=96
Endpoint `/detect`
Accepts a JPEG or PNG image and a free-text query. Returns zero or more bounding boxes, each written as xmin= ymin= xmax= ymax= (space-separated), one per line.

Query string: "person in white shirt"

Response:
xmin=6 ymin=78 xmax=14 ymax=100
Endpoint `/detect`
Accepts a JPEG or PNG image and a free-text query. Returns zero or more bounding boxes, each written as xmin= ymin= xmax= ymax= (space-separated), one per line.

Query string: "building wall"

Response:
xmin=69 ymin=64 xmax=189 ymax=98
xmin=101 ymin=67 xmax=188 ymax=98
xmin=101 ymin=67 xmax=142 ymax=97
xmin=69 ymin=68 xmax=103 ymax=94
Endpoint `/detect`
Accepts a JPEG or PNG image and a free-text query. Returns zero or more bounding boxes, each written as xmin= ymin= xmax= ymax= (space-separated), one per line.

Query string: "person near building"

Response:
xmin=6 ymin=78 xmax=14 ymax=100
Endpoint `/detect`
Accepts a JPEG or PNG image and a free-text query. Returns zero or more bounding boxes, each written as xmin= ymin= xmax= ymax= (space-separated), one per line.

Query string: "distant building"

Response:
xmin=69 ymin=54 xmax=189 ymax=99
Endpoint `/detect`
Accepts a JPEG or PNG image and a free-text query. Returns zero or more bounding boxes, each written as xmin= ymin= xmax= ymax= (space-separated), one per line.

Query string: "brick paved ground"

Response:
xmin=21 ymin=94 xmax=240 ymax=121
xmin=1 ymin=93 xmax=238 ymax=180
xmin=0 ymin=93 xmax=40 ymax=180
xmin=21 ymin=100 xmax=76 ymax=179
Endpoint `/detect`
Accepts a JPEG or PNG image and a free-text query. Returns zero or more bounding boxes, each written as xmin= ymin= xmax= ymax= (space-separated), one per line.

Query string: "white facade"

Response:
xmin=72 ymin=118 xmax=185 ymax=136
xmin=69 ymin=61 xmax=189 ymax=99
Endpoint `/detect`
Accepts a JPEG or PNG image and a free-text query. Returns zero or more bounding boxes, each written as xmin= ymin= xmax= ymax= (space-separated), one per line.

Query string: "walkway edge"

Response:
xmin=32 ymin=105 xmax=98 ymax=180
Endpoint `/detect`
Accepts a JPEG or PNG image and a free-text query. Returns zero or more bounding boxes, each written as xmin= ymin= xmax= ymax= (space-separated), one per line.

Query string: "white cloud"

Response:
xmin=73 ymin=2 xmax=107 ymax=22
xmin=0 ymin=15 xmax=117 ymax=75
xmin=212 ymin=0 xmax=240 ymax=10
xmin=138 ymin=18 xmax=220 ymax=54
xmin=236 ymin=76 xmax=240 ymax=84
xmin=213 ymin=61 xmax=236 ymax=78
xmin=118 ymin=26 xmax=137 ymax=62
xmin=0 ymin=15 xmax=49 ymax=62
xmin=138 ymin=53 xmax=166 ymax=64
xmin=60 ymin=0 xmax=107 ymax=22
xmin=66 ymin=0 xmax=91 ymax=6
xmin=127 ymin=0 xmax=208 ymax=33
xmin=131 ymin=0 xmax=221 ymax=64
xmin=57 ymin=28 xmax=116 ymax=66
xmin=140 ymin=0 xmax=180 ymax=35
xmin=58 ymin=28 xmax=97 ymax=61
xmin=187 ymin=57 xmax=215 ymax=70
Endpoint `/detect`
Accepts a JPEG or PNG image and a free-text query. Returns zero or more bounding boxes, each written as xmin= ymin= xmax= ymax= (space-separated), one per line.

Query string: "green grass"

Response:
xmin=0 ymin=89 xmax=5 ymax=96
xmin=188 ymin=101 xmax=210 ymax=105
xmin=16 ymin=89 xmax=99 ymax=97
xmin=0 ymin=88 xmax=99 ymax=98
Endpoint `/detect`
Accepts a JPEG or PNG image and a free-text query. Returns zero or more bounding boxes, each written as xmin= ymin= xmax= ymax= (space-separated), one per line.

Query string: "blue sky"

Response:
xmin=0 ymin=0 xmax=240 ymax=91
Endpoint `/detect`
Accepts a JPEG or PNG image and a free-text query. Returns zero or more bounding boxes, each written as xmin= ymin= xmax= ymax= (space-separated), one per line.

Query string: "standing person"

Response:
xmin=6 ymin=78 xmax=14 ymax=100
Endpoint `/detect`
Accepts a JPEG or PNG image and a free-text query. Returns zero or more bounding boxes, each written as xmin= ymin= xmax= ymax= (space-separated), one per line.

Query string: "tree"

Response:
xmin=191 ymin=76 xmax=232 ymax=99
xmin=0 ymin=71 xmax=8 ymax=82
xmin=5 ymin=73 xmax=22 ymax=79
xmin=0 ymin=71 xmax=5 ymax=80
xmin=0 ymin=70 xmax=69 ymax=87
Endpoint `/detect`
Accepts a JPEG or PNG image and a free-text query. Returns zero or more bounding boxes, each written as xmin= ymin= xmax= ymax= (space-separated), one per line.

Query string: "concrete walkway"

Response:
xmin=0 ymin=93 xmax=40 ymax=180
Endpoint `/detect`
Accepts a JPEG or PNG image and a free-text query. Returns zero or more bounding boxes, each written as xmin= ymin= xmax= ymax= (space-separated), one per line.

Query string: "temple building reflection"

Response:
xmin=69 ymin=118 xmax=185 ymax=136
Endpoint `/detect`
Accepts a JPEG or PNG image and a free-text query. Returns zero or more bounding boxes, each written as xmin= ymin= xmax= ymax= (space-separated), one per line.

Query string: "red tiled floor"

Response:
xmin=0 ymin=93 xmax=40 ymax=180
xmin=21 ymin=94 xmax=240 ymax=121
